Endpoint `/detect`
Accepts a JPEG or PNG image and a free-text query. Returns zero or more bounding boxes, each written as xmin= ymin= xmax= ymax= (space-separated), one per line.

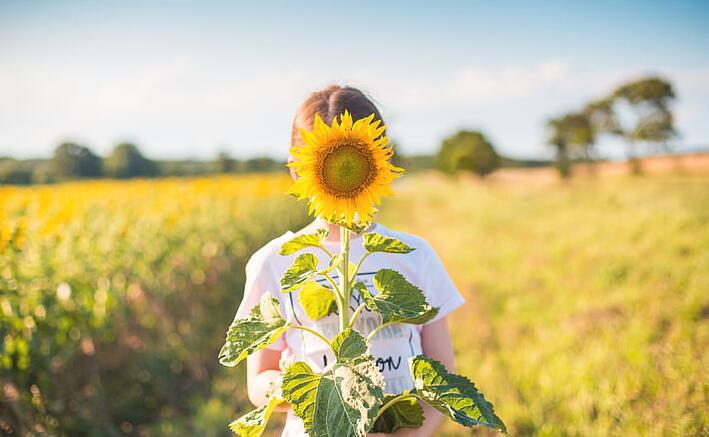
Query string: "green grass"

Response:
xmin=378 ymin=172 xmax=709 ymax=436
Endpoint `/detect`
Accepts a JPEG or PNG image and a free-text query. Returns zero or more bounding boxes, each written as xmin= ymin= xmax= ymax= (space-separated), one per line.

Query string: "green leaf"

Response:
xmin=280 ymin=362 xmax=319 ymax=431
xmin=363 ymin=233 xmax=415 ymax=254
xmin=280 ymin=253 xmax=319 ymax=292
xmin=281 ymin=358 xmax=385 ymax=437
xmin=409 ymin=355 xmax=506 ymax=432
xmin=298 ymin=281 xmax=337 ymax=321
xmin=356 ymin=270 xmax=439 ymax=325
xmin=228 ymin=395 xmax=283 ymax=437
xmin=371 ymin=393 xmax=424 ymax=433
xmin=278 ymin=229 xmax=329 ymax=255
xmin=331 ymin=329 xmax=368 ymax=363
xmin=218 ymin=293 xmax=288 ymax=367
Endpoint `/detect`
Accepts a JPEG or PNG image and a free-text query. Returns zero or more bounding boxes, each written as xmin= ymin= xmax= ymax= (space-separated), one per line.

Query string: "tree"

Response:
xmin=243 ymin=157 xmax=279 ymax=173
xmin=547 ymin=112 xmax=598 ymax=178
xmin=52 ymin=142 xmax=102 ymax=179
xmin=610 ymin=76 xmax=677 ymax=173
xmin=436 ymin=130 xmax=499 ymax=177
xmin=215 ymin=151 xmax=235 ymax=173
xmin=546 ymin=117 xmax=572 ymax=178
xmin=583 ymin=98 xmax=622 ymax=138
xmin=31 ymin=161 xmax=57 ymax=184
xmin=103 ymin=143 xmax=156 ymax=178
xmin=0 ymin=158 xmax=33 ymax=184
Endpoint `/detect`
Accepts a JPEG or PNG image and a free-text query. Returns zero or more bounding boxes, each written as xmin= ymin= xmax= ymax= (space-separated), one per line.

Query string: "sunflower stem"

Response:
xmin=366 ymin=321 xmax=396 ymax=342
xmin=350 ymin=252 xmax=370 ymax=289
xmin=339 ymin=226 xmax=351 ymax=332
xmin=348 ymin=303 xmax=367 ymax=330
xmin=287 ymin=325 xmax=332 ymax=349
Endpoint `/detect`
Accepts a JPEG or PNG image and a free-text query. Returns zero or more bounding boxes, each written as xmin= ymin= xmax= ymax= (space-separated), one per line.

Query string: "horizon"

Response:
xmin=1 ymin=0 xmax=708 ymax=161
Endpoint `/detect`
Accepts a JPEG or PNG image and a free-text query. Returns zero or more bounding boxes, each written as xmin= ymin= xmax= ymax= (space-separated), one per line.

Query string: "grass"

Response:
xmin=378 ymin=172 xmax=709 ymax=436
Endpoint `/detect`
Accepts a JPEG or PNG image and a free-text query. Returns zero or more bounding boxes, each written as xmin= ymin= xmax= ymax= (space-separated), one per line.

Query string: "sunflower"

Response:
xmin=287 ymin=110 xmax=404 ymax=227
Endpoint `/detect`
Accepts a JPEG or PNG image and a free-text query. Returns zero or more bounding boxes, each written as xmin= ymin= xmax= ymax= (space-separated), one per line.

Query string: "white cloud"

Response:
xmin=450 ymin=61 xmax=572 ymax=101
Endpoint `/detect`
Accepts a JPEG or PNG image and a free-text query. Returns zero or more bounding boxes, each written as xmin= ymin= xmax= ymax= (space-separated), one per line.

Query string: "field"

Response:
xmin=2 ymin=169 xmax=708 ymax=436
xmin=381 ymin=172 xmax=708 ymax=436
xmin=0 ymin=176 xmax=310 ymax=436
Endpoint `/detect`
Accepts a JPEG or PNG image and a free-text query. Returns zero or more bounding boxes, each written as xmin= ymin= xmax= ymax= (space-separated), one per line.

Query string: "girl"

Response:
xmin=235 ymin=85 xmax=465 ymax=436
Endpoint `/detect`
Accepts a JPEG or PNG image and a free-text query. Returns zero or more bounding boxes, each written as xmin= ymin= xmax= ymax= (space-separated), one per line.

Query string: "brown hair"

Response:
xmin=291 ymin=85 xmax=384 ymax=147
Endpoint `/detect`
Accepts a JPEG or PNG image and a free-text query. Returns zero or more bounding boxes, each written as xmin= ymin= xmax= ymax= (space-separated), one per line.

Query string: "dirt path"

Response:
xmin=487 ymin=152 xmax=709 ymax=185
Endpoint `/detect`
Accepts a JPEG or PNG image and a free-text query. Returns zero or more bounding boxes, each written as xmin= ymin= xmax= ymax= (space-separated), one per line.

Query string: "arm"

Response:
xmin=370 ymin=317 xmax=455 ymax=437
xmin=246 ymin=348 xmax=291 ymax=412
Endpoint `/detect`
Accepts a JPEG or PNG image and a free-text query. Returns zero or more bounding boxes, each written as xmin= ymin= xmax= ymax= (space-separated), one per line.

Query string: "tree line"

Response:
xmin=433 ymin=75 xmax=678 ymax=178
xmin=0 ymin=143 xmax=285 ymax=184
xmin=546 ymin=75 xmax=676 ymax=177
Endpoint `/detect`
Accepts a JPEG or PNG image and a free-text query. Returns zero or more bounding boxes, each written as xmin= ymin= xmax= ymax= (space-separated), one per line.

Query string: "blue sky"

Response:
xmin=1 ymin=0 xmax=708 ymax=160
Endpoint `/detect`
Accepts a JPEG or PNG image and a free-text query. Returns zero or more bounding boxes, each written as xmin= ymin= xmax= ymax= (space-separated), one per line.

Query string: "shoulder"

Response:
xmin=372 ymin=224 xmax=463 ymax=319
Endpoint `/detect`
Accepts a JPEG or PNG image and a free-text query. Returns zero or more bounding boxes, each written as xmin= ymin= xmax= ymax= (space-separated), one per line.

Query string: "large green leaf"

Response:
xmin=278 ymin=229 xmax=329 ymax=255
xmin=331 ymin=329 xmax=368 ymax=363
xmin=228 ymin=395 xmax=283 ymax=437
xmin=280 ymin=253 xmax=319 ymax=292
xmin=280 ymin=362 xmax=319 ymax=431
xmin=371 ymin=393 xmax=424 ymax=433
xmin=298 ymin=281 xmax=337 ymax=321
xmin=363 ymin=233 xmax=415 ymax=254
xmin=356 ymin=269 xmax=439 ymax=325
xmin=218 ymin=293 xmax=288 ymax=367
xmin=409 ymin=355 xmax=506 ymax=432
xmin=281 ymin=358 xmax=385 ymax=437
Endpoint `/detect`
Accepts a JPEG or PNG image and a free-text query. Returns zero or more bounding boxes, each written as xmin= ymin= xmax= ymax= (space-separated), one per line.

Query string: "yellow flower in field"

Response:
xmin=288 ymin=111 xmax=403 ymax=226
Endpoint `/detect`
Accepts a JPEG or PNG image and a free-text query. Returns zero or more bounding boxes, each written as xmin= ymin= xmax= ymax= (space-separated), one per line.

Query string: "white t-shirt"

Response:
xmin=235 ymin=217 xmax=465 ymax=436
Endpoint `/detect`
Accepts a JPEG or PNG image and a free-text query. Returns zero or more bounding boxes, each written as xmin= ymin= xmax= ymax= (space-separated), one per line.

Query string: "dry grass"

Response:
xmin=378 ymin=171 xmax=709 ymax=436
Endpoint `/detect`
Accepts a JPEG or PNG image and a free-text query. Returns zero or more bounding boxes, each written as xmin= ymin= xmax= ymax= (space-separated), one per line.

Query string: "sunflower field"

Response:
xmin=1 ymin=171 xmax=708 ymax=436
xmin=0 ymin=175 xmax=310 ymax=435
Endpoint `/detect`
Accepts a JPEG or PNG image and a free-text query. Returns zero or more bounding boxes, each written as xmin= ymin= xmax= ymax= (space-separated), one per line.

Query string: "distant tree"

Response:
xmin=31 ymin=161 xmax=57 ymax=184
xmin=215 ymin=151 xmax=235 ymax=173
xmin=52 ymin=142 xmax=102 ymax=179
xmin=156 ymin=160 xmax=211 ymax=176
xmin=610 ymin=76 xmax=677 ymax=173
xmin=583 ymin=98 xmax=622 ymax=137
xmin=403 ymin=154 xmax=435 ymax=172
xmin=436 ymin=130 xmax=499 ymax=177
xmin=244 ymin=157 xmax=280 ymax=173
xmin=546 ymin=117 xmax=572 ymax=178
xmin=0 ymin=158 xmax=33 ymax=184
xmin=547 ymin=111 xmax=602 ymax=178
xmin=103 ymin=143 xmax=156 ymax=178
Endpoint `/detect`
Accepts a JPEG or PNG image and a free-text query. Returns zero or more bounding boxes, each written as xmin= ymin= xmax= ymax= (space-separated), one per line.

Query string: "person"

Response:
xmin=236 ymin=85 xmax=465 ymax=436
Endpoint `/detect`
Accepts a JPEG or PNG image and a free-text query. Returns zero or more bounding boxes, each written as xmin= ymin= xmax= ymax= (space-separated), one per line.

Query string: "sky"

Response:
xmin=1 ymin=0 xmax=708 ymax=160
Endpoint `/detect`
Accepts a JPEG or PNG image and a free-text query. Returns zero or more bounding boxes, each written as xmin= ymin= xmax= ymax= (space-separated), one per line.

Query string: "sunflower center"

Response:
xmin=319 ymin=140 xmax=376 ymax=197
